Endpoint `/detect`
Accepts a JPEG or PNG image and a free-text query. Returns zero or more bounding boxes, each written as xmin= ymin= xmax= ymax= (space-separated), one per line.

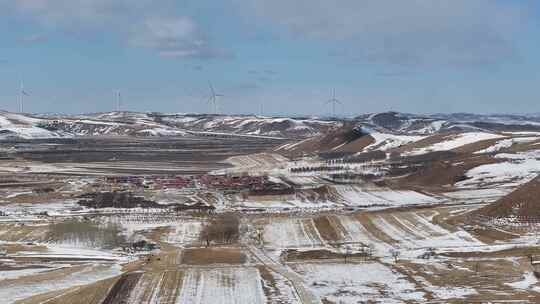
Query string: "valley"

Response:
xmin=1 ymin=111 xmax=540 ymax=303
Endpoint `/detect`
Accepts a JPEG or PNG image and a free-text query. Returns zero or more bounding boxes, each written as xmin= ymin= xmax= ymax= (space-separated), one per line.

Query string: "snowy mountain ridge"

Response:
xmin=2 ymin=110 xmax=540 ymax=140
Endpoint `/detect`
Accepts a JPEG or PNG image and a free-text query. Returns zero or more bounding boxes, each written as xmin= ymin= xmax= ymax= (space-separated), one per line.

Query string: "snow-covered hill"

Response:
xmin=0 ymin=111 xmax=67 ymax=140
xmin=0 ymin=111 xmax=341 ymax=140
xmin=156 ymin=114 xmax=341 ymax=138
xmin=2 ymin=110 xmax=540 ymax=141
xmin=355 ymin=112 xmax=540 ymax=135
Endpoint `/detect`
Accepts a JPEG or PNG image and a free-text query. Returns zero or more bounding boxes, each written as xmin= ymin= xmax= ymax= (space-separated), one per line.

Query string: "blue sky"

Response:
xmin=0 ymin=0 xmax=539 ymax=116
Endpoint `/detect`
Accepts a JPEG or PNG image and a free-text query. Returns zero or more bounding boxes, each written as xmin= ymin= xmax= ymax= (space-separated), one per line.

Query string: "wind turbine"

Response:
xmin=207 ymin=81 xmax=223 ymax=114
xmin=19 ymin=81 xmax=30 ymax=113
xmin=259 ymin=101 xmax=264 ymax=117
xmin=326 ymin=88 xmax=341 ymax=117
xmin=114 ymin=90 xmax=122 ymax=112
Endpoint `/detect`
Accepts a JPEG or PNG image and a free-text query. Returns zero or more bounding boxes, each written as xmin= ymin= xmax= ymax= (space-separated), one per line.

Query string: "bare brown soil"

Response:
xmin=283 ymin=249 xmax=372 ymax=262
xmin=16 ymin=277 xmax=119 ymax=304
xmin=354 ymin=213 xmax=397 ymax=245
xmin=398 ymin=258 xmax=540 ymax=303
xmin=452 ymin=137 xmax=506 ymax=154
xmin=101 ymin=272 xmax=143 ymax=304
xmin=257 ymin=266 xmax=296 ymax=303
xmin=277 ymin=123 xmax=372 ymax=157
xmin=392 ymin=154 xmax=498 ymax=190
xmin=397 ymin=132 xmax=459 ymax=153
xmin=334 ymin=135 xmax=375 ymax=153
xmin=471 ymin=176 xmax=540 ymax=219
xmin=313 ymin=216 xmax=340 ymax=243
xmin=508 ymin=139 xmax=540 ymax=153
xmin=0 ymin=223 xmax=50 ymax=243
xmin=0 ymin=243 xmax=48 ymax=254
xmin=441 ymin=246 xmax=540 ymax=259
xmin=181 ymin=247 xmax=246 ymax=265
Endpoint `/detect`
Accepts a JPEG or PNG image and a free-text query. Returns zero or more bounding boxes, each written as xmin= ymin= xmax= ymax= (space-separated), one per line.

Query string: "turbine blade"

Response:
xmin=208 ymin=81 xmax=216 ymax=95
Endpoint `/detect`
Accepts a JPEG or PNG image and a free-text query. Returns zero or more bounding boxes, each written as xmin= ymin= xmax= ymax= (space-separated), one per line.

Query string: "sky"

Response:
xmin=0 ymin=0 xmax=539 ymax=116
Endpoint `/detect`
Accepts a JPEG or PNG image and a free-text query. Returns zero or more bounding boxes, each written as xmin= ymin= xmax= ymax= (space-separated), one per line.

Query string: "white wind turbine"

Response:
xmin=114 ymin=90 xmax=122 ymax=112
xmin=19 ymin=81 xmax=30 ymax=113
xmin=326 ymin=88 xmax=342 ymax=117
xmin=207 ymin=81 xmax=224 ymax=114
xmin=259 ymin=101 xmax=264 ymax=117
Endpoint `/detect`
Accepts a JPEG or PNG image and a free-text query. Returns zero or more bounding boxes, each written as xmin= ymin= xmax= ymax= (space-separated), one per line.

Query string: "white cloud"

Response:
xmin=9 ymin=0 xmax=228 ymax=59
xmin=5 ymin=0 xmax=530 ymax=66
xmin=131 ymin=17 xmax=231 ymax=59
xmin=241 ymin=0 xmax=527 ymax=67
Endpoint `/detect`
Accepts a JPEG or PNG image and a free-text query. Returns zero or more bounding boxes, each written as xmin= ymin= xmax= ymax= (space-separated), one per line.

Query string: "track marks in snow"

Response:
xmin=369 ymin=212 xmax=482 ymax=249
xmin=164 ymin=220 xmax=203 ymax=246
xmin=177 ymin=268 xmax=266 ymax=304
xmin=263 ymin=218 xmax=325 ymax=248
xmin=291 ymin=262 xmax=425 ymax=303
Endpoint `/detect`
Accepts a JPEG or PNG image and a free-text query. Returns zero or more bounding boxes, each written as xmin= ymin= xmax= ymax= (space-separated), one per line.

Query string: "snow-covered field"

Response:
xmin=406 ymin=132 xmax=504 ymax=155
xmin=364 ymin=131 xmax=426 ymax=151
xmin=164 ymin=220 xmax=204 ymax=246
xmin=235 ymin=185 xmax=442 ymax=211
xmin=263 ymin=218 xmax=325 ymax=249
xmin=291 ymin=262 xmax=424 ymax=303
xmin=335 ymin=186 xmax=441 ymax=206
xmin=475 ymin=137 xmax=539 ymax=154
xmin=369 ymin=212 xmax=482 ymax=249
xmin=0 ymin=263 xmax=122 ymax=303
xmin=457 ymin=151 xmax=540 ymax=188
xmin=441 ymin=188 xmax=512 ymax=202
xmin=177 ymin=268 xmax=267 ymax=304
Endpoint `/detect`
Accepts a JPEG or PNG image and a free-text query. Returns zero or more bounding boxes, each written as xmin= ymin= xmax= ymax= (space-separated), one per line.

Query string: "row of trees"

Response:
xmin=290 ymin=165 xmax=346 ymax=173
xmin=200 ymin=214 xmax=240 ymax=246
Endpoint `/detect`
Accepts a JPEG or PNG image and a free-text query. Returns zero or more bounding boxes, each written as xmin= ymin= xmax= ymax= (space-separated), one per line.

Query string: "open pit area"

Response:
xmin=0 ymin=135 xmax=285 ymax=176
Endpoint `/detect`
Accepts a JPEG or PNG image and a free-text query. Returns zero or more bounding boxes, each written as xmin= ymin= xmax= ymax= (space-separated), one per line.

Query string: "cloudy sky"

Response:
xmin=0 ymin=0 xmax=539 ymax=115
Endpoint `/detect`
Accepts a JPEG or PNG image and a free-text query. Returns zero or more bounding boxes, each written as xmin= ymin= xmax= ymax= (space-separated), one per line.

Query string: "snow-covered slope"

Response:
xmin=3 ymin=110 xmax=540 ymax=141
xmin=355 ymin=112 xmax=540 ymax=135
xmin=355 ymin=112 xmax=449 ymax=135
xmin=404 ymin=132 xmax=505 ymax=156
xmin=0 ymin=111 xmax=186 ymax=139
xmin=158 ymin=114 xmax=341 ymax=138
xmin=0 ymin=111 xmax=67 ymax=139
xmin=1 ymin=111 xmax=341 ymax=140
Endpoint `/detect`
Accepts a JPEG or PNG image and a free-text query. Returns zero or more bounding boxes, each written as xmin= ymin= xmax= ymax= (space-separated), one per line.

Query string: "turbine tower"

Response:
xmin=115 ymin=90 xmax=122 ymax=112
xmin=326 ymin=88 xmax=341 ymax=117
xmin=207 ymin=81 xmax=223 ymax=114
xmin=19 ymin=81 xmax=30 ymax=113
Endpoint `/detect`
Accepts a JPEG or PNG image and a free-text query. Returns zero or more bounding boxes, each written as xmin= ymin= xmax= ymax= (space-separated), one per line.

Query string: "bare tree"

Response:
xmin=200 ymin=225 xmax=212 ymax=247
xmin=474 ymin=262 xmax=480 ymax=273
xmin=200 ymin=214 xmax=240 ymax=246
xmin=344 ymin=245 xmax=353 ymax=263
xmin=525 ymin=248 xmax=535 ymax=265
xmin=255 ymin=227 xmax=264 ymax=246
xmin=390 ymin=248 xmax=400 ymax=263
xmin=367 ymin=243 xmax=376 ymax=258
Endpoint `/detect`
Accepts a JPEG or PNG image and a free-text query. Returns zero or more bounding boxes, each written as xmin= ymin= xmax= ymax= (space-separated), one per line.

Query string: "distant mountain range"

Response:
xmin=1 ymin=110 xmax=540 ymax=140
xmin=355 ymin=112 xmax=540 ymax=135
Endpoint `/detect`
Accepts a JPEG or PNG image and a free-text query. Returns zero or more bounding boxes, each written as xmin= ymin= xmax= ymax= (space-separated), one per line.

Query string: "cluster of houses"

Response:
xmin=103 ymin=174 xmax=290 ymax=194
xmin=199 ymin=175 xmax=270 ymax=191
xmin=105 ymin=175 xmax=195 ymax=190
